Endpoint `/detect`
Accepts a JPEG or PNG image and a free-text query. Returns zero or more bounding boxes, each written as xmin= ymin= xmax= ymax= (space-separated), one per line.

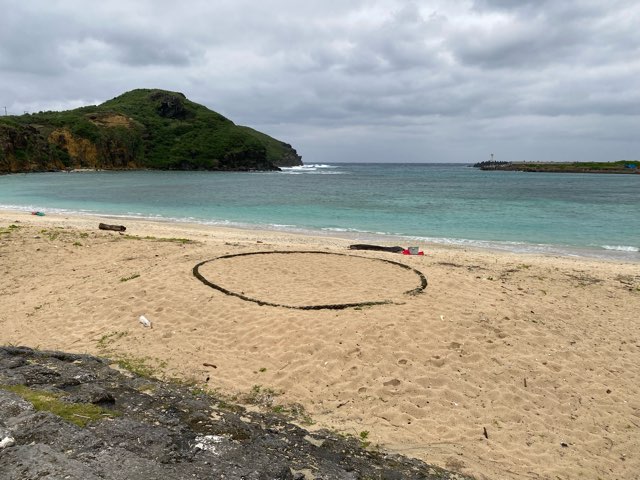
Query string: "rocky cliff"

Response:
xmin=0 ymin=89 xmax=303 ymax=173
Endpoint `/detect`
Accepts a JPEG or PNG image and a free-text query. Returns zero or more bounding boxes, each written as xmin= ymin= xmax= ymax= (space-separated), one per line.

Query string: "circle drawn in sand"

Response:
xmin=193 ymin=251 xmax=427 ymax=310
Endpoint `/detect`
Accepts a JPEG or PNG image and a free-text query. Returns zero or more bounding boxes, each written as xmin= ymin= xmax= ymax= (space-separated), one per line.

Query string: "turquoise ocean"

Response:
xmin=0 ymin=163 xmax=638 ymax=261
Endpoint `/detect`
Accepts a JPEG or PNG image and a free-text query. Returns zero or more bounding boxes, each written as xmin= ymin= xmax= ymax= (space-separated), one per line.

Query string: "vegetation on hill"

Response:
xmin=0 ymin=89 xmax=302 ymax=173
xmin=237 ymin=126 xmax=303 ymax=167
xmin=474 ymin=160 xmax=638 ymax=174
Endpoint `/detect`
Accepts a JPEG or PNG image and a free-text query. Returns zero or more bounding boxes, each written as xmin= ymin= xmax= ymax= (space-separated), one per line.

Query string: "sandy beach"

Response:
xmin=1 ymin=210 xmax=639 ymax=479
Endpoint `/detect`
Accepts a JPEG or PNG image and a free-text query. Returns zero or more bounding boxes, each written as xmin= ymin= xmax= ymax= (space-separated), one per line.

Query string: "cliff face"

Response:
xmin=0 ymin=89 xmax=302 ymax=173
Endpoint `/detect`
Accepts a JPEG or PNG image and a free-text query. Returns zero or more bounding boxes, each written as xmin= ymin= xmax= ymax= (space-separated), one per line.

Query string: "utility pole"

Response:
xmin=3 ymin=106 xmax=6 ymax=116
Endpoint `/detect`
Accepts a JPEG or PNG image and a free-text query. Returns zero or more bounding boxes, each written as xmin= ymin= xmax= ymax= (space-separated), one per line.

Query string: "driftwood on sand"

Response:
xmin=98 ymin=223 xmax=126 ymax=232
xmin=348 ymin=244 xmax=404 ymax=253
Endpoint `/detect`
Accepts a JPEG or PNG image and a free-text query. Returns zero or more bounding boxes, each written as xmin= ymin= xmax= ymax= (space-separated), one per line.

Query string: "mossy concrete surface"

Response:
xmin=0 ymin=346 xmax=471 ymax=480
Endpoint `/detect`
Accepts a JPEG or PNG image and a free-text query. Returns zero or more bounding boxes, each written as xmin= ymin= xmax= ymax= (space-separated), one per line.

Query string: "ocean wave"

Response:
xmin=320 ymin=226 xmax=396 ymax=237
xmin=407 ymin=236 xmax=554 ymax=253
xmin=321 ymin=226 xmax=371 ymax=233
xmin=279 ymin=164 xmax=343 ymax=174
xmin=401 ymin=236 xmax=639 ymax=261
xmin=280 ymin=171 xmax=343 ymax=175
xmin=601 ymin=245 xmax=639 ymax=252
xmin=0 ymin=204 xmax=98 ymax=216
xmin=288 ymin=164 xmax=336 ymax=169
xmin=0 ymin=204 xmax=37 ymax=212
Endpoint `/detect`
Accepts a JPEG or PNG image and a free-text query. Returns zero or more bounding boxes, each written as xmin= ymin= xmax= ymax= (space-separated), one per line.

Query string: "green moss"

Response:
xmin=270 ymin=402 xmax=314 ymax=426
xmin=240 ymin=384 xmax=281 ymax=408
xmin=0 ymin=224 xmax=21 ymax=235
xmin=119 ymin=273 xmax=140 ymax=282
xmin=217 ymin=400 xmax=245 ymax=413
xmin=237 ymin=385 xmax=315 ymax=426
xmin=42 ymin=229 xmax=60 ymax=241
xmin=115 ymin=355 xmax=167 ymax=379
xmin=190 ymin=386 xmax=208 ymax=396
xmin=96 ymin=331 xmax=128 ymax=350
xmin=0 ymin=384 xmax=118 ymax=427
xmin=116 ymin=356 xmax=157 ymax=378
xmin=359 ymin=430 xmax=371 ymax=448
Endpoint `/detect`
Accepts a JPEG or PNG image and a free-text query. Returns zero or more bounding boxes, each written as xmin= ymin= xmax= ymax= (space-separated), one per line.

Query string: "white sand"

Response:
xmin=1 ymin=210 xmax=639 ymax=479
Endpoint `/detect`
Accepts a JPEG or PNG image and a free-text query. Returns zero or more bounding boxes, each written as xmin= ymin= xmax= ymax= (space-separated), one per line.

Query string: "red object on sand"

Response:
xmin=402 ymin=249 xmax=424 ymax=255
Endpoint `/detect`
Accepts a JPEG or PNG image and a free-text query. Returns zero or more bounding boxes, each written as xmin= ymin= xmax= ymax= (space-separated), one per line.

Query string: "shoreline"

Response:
xmin=1 ymin=209 xmax=639 ymax=479
xmin=2 ymin=206 xmax=638 ymax=263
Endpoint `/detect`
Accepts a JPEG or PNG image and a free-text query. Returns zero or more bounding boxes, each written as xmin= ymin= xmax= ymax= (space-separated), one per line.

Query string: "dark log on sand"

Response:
xmin=349 ymin=244 xmax=404 ymax=253
xmin=99 ymin=223 xmax=126 ymax=232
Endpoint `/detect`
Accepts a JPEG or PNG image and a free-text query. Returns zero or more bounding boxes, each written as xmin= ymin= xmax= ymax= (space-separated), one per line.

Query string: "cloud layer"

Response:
xmin=1 ymin=0 xmax=639 ymax=162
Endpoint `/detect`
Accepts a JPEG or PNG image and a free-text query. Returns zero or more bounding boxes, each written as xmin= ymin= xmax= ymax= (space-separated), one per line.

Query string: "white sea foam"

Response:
xmin=400 ymin=235 xmax=640 ymax=261
xmin=0 ymin=204 xmax=37 ymax=212
xmin=288 ymin=164 xmax=336 ymax=169
xmin=601 ymin=245 xmax=639 ymax=252
xmin=0 ymin=204 xmax=97 ymax=216
xmin=321 ymin=226 xmax=371 ymax=233
xmin=279 ymin=164 xmax=343 ymax=174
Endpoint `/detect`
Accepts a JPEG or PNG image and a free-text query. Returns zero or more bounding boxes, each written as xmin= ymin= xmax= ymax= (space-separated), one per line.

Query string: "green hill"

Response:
xmin=0 ymin=89 xmax=302 ymax=173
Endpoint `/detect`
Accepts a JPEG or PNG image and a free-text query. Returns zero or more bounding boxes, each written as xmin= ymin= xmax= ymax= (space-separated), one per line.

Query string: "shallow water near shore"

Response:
xmin=1 ymin=163 xmax=638 ymax=260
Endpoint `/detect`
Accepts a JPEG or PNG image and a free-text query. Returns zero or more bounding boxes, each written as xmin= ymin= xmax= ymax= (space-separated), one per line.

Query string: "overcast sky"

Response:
xmin=1 ymin=0 xmax=639 ymax=163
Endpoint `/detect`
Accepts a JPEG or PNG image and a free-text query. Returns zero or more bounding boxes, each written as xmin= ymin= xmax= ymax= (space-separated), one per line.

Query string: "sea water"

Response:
xmin=0 ymin=163 xmax=638 ymax=260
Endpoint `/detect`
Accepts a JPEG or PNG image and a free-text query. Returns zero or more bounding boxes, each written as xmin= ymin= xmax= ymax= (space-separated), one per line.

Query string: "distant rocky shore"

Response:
xmin=0 ymin=346 xmax=469 ymax=480
xmin=473 ymin=160 xmax=638 ymax=174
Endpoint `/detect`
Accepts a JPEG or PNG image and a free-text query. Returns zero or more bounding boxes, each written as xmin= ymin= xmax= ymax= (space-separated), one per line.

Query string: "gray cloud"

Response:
xmin=1 ymin=0 xmax=639 ymax=162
